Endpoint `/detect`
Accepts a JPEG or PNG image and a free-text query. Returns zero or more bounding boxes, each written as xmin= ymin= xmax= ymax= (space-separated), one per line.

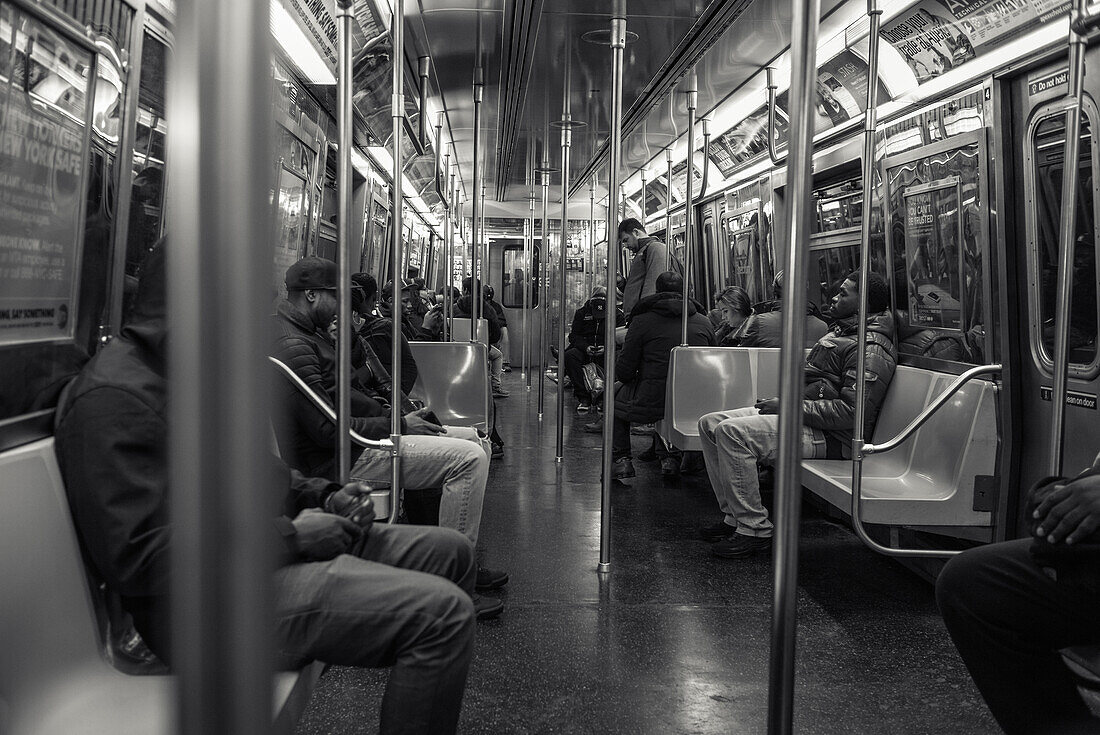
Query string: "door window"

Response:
xmin=501 ymin=244 xmax=539 ymax=308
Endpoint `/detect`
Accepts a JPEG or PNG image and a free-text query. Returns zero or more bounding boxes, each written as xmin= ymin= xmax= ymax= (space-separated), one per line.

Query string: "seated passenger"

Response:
xmin=455 ymin=278 xmax=508 ymax=398
xmin=354 ymin=273 xmax=420 ymax=395
xmin=53 ymin=243 xmax=478 ymax=734
xmin=698 ymin=272 xmax=896 ymax=558
xmin=484 ymin=286 xmax=511 ymax=372
xmin=564 ymin=287 xmax=624 ymax=412
xmin=938 ymin=459 xmax=1100 ymax=735
xmin=381 ymin=278 xmax=425 ymax=343
xmin=272 ymin=258 xmax=507 ymax=617
xmin=713 ymin=285 xmax=754 ymax=346
xmin=599 ymin=271 xmax=715 ymax=480
xmin=740 ymin=270 xmax=828 ymax=348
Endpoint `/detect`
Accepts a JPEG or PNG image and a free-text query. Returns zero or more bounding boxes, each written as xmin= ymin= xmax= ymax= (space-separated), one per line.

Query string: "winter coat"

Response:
xmin=486 ymin=298 xmax=508 ymax=327
xmin=53 ymin=257 xmax=347 ymax=662
xmin=359 ymin=313 xmax=420 ymax=394
xmin=455 ymin=296 xmax=502 ymax=344
xmin=622 ymin=237 xmax=684 ymax=317
xmin=801 ymin=311 xmax=897 ymax=458
xmin=614 ymin=292 xmax=715 ymax=423
xmin=271 ymin=300 xmax=397 ymax=478
xmin=739 ymin=306 xmax=828 ymax=349
xmin=568 ymin=296 xmax=625 ymax=351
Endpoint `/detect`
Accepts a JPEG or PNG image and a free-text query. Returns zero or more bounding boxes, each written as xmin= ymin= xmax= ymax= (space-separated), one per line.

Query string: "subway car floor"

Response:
xmin=296 ymin=370 xmax=999 ymax=734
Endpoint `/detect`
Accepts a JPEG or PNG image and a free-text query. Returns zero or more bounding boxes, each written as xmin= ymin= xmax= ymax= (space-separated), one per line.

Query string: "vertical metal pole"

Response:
xmin=168 ymin=0 xmax=273 ymax=728
xmin=389 ymin=0 xmax=405 ymax=501
xmin=681 ymin=71 xmax=697 ymax=345
xmin=471 ymin=69 xmax=484 ymax=342
xmin=418 ymin=56 xmax=430 ymax=147
xmin=665 ymin=148 xmax=674 ymax=269
xmin=538 ymin=169 xmax=550 ymax=416
xmin=556 ymin=118 xmax=573 ymax=461
xmin=1049 ymin=0 xmax=1088 ymax=476
xmin=589 ymin=176 xmax=597 ymax=295
xmin=336 ymin=0 xmax=354 ymax=481
xmin=482 ymin=183 xmax=489 ymax=329
xmin=599 ymin=2 xmax=626 ymax=573
xmin=525 ymin=185 xmax=533 ymax=387
xmin=767 ymin=0 xmax=820 ymax=730
xmin=442 ymin=155 xmax=452 ymax=340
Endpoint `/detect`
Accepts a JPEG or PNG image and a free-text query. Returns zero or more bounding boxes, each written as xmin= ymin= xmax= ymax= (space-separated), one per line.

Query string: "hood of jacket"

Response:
xmin=118 ymin=242 xmax=169 ymax=373
xmin=631 ymin=291 xmax=699 ymax=320
xmin=831 ymin=310 xmax=896 ymax=344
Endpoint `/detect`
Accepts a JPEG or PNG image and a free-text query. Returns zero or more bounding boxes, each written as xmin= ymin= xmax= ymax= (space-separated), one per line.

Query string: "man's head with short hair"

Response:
xmin=617 ymin=217 xmax=647 ymax=253
xmin=655 ymin=270 xmax=683 ymax=294
xmin=285 ymin=257 xmax=339 ymax=329
xmin=830 ymin=270 xmax=891 ymax=319
xmin=351 ymin=273 xmax=377 ymax=307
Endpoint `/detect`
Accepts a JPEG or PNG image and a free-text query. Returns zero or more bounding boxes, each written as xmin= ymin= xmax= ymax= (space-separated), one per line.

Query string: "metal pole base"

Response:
xmin=555 ymin=456 xmax=563 ymax=463
xmin=597 ymin=562 xmax=611 ymax=573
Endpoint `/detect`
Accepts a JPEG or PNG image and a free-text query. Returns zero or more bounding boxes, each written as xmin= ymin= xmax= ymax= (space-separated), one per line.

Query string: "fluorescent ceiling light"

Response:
xmin=270 ymin=0 xmax=336 ymax=85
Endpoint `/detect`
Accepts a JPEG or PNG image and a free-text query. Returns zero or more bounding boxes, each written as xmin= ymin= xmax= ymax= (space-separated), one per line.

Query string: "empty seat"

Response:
xmin=450 ymin=318 xmax=490 ymax=346
xmin=0 ymin=439 xmax=318 ymax=734
xmin=801 ymin=365 xmax=998 ymax=527
xmin=408 ymin=341 xmax=491 ymax=430
xmin=659 ymin=347 xmax=781 ymax=451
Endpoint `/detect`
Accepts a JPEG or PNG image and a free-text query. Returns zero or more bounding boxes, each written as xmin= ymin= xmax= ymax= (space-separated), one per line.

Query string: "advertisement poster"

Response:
xmin=0 ymin=36 xmax=91 ymax=346
xmin=880 ymin=0 xmax=1069 ymax=84
xmin=710 ymin=105 xmax=780 ymax=179
xmin=904 ymin=179 xmax=963 ymax=329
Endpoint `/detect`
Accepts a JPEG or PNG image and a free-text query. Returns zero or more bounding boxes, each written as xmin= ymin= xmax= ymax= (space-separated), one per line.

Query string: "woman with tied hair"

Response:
xmin=714 ymin=285 xmax=754 ymax=346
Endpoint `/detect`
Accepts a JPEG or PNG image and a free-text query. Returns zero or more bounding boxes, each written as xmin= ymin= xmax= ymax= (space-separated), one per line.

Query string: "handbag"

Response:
xmin=582 ymin=362 xmax=605 ymax=398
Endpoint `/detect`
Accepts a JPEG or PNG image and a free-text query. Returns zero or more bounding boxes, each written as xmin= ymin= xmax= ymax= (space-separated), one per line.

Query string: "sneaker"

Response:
xmin=711 ymin=534 xmax=772 ymax=558
xmin=473 ymin=594 xmax=504 ymax=620
xmin=700 ymin=519 xmax=737 ymax=542
xmin=630 ymin=422 xmax=655 ymax=436
xmin=490 ymin=441 xmax=504 ymax=458
xmin=502 ymin=363 xmax=512 ymax=372
xmin=660 ymin=457 xmax=680 ymax=477
xmin=493 ymin=387 xmax=510 ymax=398
xmin=476 ymin=566 xmax=509 ymax=591
xmin=582 ymin=421 xmax=603 ymax=434
xmin=577 ymin=402 xmax=591 ymax=413
xmin=637 ymin=446 xmax=658 ymax=462
xmin=611 ymin=457 xmax=636 ymax=480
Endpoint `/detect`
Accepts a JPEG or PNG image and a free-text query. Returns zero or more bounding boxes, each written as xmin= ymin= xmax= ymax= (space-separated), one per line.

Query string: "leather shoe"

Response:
xmin=476 ymin=565 xmax=509 ymax=591
xmin=700 ymin=520 xmax=737 ymax=542
xmin=711 ymin=534 xmax=772 ymax=558
xmin=660 ymin=457 xmax=680 ymax=477
xmin=473 ymin=594 xmax=503 ymax=620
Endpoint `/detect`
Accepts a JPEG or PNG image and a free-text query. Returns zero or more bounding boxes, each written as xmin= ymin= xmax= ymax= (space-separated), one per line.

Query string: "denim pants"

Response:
xmin=936 ymin=539 xmax=1100 ymax=734
xmin=499 ymin=326 xmax=511 ymax=365
xmin=351 ymin=432 xmax=490 ymax=545
xmin=698 ymin=407 xmax=825 ymax=538
xmin=488 ymin=345 xmax=504 ymax=391
xmin=274 ymin=524 xmax=476 ymax=735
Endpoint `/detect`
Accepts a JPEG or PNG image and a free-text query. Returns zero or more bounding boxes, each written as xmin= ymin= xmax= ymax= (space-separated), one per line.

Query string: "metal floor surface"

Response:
xmin=296 ymin=371 xmax=999 ymax=734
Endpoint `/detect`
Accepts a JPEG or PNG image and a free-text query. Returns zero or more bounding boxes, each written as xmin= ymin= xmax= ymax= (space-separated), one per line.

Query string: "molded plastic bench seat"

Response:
xmin=658 ymin=347 xmax=781 ymax=451
xmin=408 ymin=341 xmax=491 ymax=430
xmin=800 ymin=365 xmax=998 ymax=527
xmin=0 ymin=439 xmax=320 ymax=734
xmin=450 ymin=318 xmax=490 ymax=346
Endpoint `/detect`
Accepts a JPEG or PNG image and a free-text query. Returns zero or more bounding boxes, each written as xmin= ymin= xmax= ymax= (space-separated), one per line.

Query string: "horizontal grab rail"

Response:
xmin=863 ymin=363 xmax=1002 ymax=456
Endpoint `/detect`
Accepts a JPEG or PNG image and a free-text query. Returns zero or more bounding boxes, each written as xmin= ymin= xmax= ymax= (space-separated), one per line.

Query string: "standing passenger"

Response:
xmin=619 ymin=218 xmax=684 ymax=318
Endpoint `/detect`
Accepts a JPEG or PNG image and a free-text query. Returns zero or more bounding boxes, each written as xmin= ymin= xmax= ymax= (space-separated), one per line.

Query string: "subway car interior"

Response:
xmin=2 ymin=0 xmax=1100 ymax=732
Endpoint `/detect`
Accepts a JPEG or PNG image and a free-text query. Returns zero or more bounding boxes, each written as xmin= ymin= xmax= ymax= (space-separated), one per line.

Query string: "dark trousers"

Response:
xmin=564 ymin=346 xmax=597 ymax=402
xmin=936 ymin=539 xmax=1100 ymax=734
xmin=612 ymin=416 xmax=632 ymax=460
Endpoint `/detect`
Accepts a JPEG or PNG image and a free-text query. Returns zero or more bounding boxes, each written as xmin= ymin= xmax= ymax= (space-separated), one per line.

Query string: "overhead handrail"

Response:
xmin=766 ymin=67 xmax=785 ymax=166
xmin=699 ymin=117 xmax=711 ymax=199
xmin=268 ymin=356 xmax=400 ymax=524
xmin=863 ymin=364 xmax=1002 ymax=456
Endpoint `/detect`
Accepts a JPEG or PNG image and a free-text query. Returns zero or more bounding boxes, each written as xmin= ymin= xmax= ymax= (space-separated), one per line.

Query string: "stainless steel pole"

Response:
xmin=665 ymin=148 xmax=673 ymax=270
xmin=599 ymin=1 xmax=626 ymax=573
xmin=681 ymin=70 xmax=697 ymax=345
xmin=442 ymin=154 xmax=452 ymax=341
xmin=525 ymin=192 xmax=533 ymax=387
xmin=389 ymin=0 xmax=405 ymax=501
xmin=589 ymin=176 xmax=597 ymax=295
xmin=538 ymin=168 xmax=551 ymax=417
xmin=1049 ymin=0 xmax=1089 ymax=475
xmin=471 ymin=68 xmax=484 ymax=342
xmin=168 ymin=0 xmax=272 ymax=728
xmin=767 ymin=0 xmax=820 ymax=730
xmin=556 ymin=117 xmax=574 ymax=460
xmin=336 ymin=0 xmax=354 ymax=480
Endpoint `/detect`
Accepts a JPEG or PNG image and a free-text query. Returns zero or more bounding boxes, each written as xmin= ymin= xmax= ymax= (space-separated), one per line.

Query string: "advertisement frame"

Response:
xmin=901 ymin=175 xmax=966 ymax=331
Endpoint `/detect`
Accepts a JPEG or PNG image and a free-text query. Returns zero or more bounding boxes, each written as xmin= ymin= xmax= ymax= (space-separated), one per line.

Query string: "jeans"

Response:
xmin=274 ymin=524 xmax=476 ymax=735
xmin=488 ymin=345 xmax=504 ymax=391
xmin=499 ymin=326 xmax=511 ymax=365
xmin=351 ymin=433 xmax=489 ymax=545
xmin=698 ymin=407 xmax=825 ymax=538
xmin=936 ymin=539 xmax=1100 ymax=734
xmin=612 ymin=415 xmax=632 ymax=460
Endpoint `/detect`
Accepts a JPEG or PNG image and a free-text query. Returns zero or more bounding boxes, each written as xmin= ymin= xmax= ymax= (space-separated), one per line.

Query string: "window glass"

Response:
xmin=1031 ymin=112 xmax=1098 ymax=367
xmin=273 ymin=168 xmax=309 ymax=295
xmin=502 ymin=244 xmax=539 ymax=308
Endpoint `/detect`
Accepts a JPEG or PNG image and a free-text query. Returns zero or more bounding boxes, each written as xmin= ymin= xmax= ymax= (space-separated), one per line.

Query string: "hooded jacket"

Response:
xmin=801 ymin=311 xmax=897 ymax=457
xmin=739 ymin=305 xmax=829 ymax=349
xmin=454 ymin=295 xmax=502 ymax=345
xmin=53 ymin=247 xmax=345 ymax=662
xmin=567 ymin=295 xmax=625 ymax=351
xmin=359 ymin=313 xmax=420 ymax=394
xmin=614 ymin=291 xmax=715 ymax=423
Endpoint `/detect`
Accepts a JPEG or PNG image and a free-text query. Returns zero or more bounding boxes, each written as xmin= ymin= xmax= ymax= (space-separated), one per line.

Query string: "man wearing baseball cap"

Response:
xmin=272 ymin=257 xmax=508 ymax=619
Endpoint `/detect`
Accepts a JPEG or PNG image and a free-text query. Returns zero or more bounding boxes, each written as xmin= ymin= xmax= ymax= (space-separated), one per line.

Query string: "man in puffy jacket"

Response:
xmin=564 ymin=287 xmax=624 ymax=412
xmin=54 ymin=243 xmax=479 ymax=733
xmin=602 ymin=271 xmax=714 ymax=480
xmin=698 ymin=271 xmax=897 ymax=558
xmin=739 ymin=270 xmax=828 ymax=349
